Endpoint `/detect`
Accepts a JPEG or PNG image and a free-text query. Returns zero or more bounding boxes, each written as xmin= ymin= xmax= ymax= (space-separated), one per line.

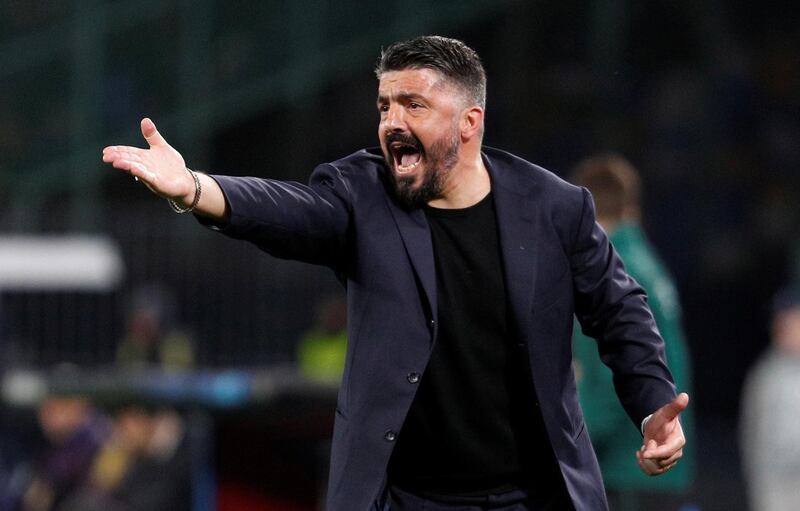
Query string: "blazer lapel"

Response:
xmin=383 ymin=151 xmax=539 ymax=335
xmin=485 ymin=152 xmax=539 ymax=335
xmin=385 ymin=195 xmax=438 ymax=326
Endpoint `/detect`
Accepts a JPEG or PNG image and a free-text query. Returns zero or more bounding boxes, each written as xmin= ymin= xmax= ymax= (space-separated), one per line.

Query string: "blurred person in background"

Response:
xmin=17 ymin=396 xmax=110 ymax=511
xmin=115 ymin=282 xmax=194 ymax=371
xmin=102 ymin=36 xmax=689 ymax=511
xmin=740 ymin=285 xmax=800 ymax=511
xmin=297 ymin=292 xmax=348 ymax=384
xmin=571 ymin=154 xmax=695 ymax=511
xmin=102 ymin=283 xmax=193 ymax=509
xmin=59 ymin=405 xmax=191 ymax=511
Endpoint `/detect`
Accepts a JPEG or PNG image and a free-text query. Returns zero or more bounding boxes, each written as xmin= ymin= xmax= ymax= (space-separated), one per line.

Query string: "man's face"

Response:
xmin=377 ymin=68 xmax=463 ymax=208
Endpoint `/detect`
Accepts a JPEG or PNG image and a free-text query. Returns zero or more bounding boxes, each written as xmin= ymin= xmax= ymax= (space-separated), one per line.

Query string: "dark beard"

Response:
xmin=385 ymin=130 xmax=460 ymax=210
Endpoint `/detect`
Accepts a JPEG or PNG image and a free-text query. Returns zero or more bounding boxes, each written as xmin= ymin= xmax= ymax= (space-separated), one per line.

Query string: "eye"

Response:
xmin=409 ymin=102 xmax=421 ymax=110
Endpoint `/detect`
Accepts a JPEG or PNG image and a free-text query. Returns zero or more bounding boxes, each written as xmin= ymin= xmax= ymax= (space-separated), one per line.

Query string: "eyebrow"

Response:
xmin=376 ymin=92 xmax=426 ymax=105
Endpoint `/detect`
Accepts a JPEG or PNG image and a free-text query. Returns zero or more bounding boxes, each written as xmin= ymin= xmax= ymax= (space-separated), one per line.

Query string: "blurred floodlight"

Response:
xmin=0 ymin=235 xmax=124 ymax=290
xmin=1 ymin=370 xmax=47 ymax=406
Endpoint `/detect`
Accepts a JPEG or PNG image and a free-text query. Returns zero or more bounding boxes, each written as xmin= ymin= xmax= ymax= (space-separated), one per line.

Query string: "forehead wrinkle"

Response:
xmin=379 ymin=68 xmax=442 ymax=92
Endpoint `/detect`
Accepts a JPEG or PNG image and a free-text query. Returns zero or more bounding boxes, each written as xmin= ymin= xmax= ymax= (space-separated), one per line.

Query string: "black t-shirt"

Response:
xmin=387 ymin=192 xmax=560 ymax=495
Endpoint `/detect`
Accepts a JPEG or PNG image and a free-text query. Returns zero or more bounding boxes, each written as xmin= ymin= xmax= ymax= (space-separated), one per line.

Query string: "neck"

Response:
xmin=428 ymin=148 xmax=490 ymax=209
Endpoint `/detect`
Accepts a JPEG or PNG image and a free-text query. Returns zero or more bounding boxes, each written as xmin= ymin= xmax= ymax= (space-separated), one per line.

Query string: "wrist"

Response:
xmin=169 ymin=168 xmax=202 ymax=213
xmin=641 ymin=413 xmax=653 ymax=436
xmin=180 ymin=167 xmax=197 ymax=205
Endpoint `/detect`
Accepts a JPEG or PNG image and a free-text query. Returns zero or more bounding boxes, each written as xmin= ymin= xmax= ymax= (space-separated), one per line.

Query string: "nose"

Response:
xmin=383 ymin=104 xmax=406 ymax=133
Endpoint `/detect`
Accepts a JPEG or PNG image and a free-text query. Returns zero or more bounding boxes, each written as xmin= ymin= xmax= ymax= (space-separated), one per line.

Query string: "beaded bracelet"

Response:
xmin=168 ymin=168 xmax=201 ymax=214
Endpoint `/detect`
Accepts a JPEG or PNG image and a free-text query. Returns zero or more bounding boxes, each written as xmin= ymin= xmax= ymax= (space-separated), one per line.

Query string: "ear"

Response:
xmin=460 ymin=106 xmax=484 ymax=141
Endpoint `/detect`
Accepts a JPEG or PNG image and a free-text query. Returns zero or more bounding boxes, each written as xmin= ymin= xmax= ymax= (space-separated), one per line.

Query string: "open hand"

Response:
xmin=637 ymin=392 xmax=688 ymax=476
xmin=102 ymin=118 xmax=194 ymax=204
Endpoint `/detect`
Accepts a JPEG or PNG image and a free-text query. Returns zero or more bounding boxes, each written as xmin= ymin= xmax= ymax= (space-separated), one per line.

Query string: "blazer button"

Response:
xmin=407 ymin=372 xmax=420 ymax=384
xmin=384 ymin=430 xmax=397 ymax=442
xmin=429 ymin=319 xmax=435 ymax=329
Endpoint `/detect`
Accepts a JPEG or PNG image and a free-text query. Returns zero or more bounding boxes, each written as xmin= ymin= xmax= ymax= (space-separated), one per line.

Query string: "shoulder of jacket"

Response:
xmin=325 ymin=148 xmax=387 ymax=181
xmin=483 ymin=146 xmax=584 ymax=200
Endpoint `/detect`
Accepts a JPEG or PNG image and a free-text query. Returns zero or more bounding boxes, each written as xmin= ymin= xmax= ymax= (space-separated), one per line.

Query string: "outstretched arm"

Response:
xmin=637 ymin=392 xmax=689 ymax=476
xmin=102 ymin=118 xmax=228 ymax=221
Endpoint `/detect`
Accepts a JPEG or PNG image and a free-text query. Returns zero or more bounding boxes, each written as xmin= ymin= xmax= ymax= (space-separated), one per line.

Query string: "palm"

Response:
xmin=102 ymin=118 xmax=192 ymax=201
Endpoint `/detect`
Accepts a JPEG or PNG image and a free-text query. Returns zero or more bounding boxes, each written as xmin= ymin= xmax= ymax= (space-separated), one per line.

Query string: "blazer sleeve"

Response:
xmin=570 ymin=188 xmax=677 ymax=427
xmin=197 ymin=163 xmax=352 ymax=268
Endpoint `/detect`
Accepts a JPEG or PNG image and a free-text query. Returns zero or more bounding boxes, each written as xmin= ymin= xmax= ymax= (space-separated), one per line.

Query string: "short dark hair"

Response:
xmin=571 ymin=153 xmax=641 ymax=222
xmin=375 ymin=35 xmax=486 ymax=108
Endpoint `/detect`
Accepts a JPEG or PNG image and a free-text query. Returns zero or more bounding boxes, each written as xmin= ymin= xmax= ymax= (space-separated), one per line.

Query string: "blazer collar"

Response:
xmin=384 ymin=187 xmax=438 ymax=325
xmin=383 ymin=148 xmax=540 ymax=332
xmin=483 ymin=150 xmax=539 ymax=334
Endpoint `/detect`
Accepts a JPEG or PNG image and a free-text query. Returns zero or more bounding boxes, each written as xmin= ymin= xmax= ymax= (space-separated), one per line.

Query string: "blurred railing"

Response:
xmin=1 ymin=200 xmax=342 ymax=368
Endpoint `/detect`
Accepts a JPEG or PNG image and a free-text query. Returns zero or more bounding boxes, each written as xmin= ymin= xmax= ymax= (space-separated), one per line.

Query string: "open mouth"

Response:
xmin=389 ymin=140 xmax=423 ymax=174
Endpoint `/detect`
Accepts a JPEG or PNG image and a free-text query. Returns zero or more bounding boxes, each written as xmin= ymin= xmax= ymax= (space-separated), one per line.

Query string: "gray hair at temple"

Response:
xmin=375 ymin=35 xmax=487 ymax=109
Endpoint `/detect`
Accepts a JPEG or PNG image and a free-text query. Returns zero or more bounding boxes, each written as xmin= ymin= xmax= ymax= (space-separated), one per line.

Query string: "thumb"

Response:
xmin=658 ymin=392 xmax=689 ymax=422
xmin=140 ymin=118 xmax=168 ymax=148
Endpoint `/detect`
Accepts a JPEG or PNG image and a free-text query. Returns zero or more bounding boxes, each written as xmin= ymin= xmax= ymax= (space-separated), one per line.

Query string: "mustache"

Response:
xmin=385 ymin=132 xmax=422 ymax=151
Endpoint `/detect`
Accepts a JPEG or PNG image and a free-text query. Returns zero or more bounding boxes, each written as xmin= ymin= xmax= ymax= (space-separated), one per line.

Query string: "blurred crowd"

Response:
xmin=0 ymin=283 xmax=194 ymax=511
xmin=0 ymin=397 xmax=190 ymax=511
xmin=0 ymin=281 xmax=349 ymax=511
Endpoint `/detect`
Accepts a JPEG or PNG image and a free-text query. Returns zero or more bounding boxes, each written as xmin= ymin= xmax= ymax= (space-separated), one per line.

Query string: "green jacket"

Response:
xmin=573 ymin=222 xmax=694 ymax=491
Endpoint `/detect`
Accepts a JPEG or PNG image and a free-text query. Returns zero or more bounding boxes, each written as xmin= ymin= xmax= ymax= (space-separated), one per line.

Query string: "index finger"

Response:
xmin=102 ymin=145 xmax=147 ymax=163
xmin=660 ymin=393 xmax=690 ymax=421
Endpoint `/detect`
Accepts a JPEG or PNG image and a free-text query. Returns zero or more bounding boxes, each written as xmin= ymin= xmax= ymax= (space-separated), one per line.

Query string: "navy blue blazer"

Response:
xmin=206 ymin=147 xmax=677 ymax=511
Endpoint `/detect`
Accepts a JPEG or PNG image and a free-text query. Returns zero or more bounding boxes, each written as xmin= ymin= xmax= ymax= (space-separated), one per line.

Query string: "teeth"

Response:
xmin=397 ymin=160 xmax=421 ymax=174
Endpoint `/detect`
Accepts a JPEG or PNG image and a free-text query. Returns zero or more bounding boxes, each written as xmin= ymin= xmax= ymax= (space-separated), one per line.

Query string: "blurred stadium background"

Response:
xmin=1 ymin=1 xmax=799 ymax=510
